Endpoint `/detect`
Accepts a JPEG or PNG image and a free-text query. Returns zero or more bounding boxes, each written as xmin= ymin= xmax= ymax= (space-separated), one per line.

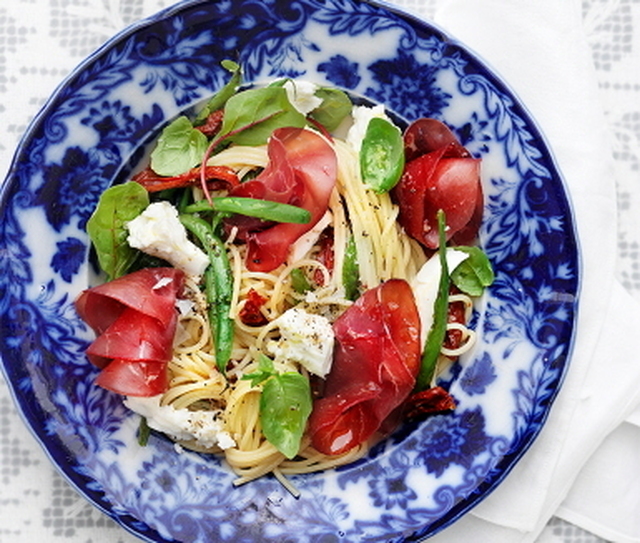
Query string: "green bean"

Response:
xmin=290 ymin=268 xmax=312 ymax=294
xmin=179 ymin=214 xmax=234 ymax=374
xmin=185 ymin=196 xmax=311 ymax=224
xmin=137 ymin=416 xmax=151 ymax=446
xmin=415 ymin=209 xmax=449 ymax=392
xmin=342 ymin=234 xmax=360 ymax=301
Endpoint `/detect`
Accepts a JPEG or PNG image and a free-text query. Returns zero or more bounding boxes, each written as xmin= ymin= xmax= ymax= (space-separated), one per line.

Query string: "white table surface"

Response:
xmin=1 ymin=0 xmax=638 ymax=542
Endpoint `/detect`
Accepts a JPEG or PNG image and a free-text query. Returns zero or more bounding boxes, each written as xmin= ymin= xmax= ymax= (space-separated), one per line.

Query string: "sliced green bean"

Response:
xmin=342 ymin=235 xmax=360 ymax=301
xmin=290 ymin=268 xmax=312 ymax=294
xmin=185 ymin=196 xmax=311 ymax=224
xmin=138 ymin=416 xmax=151 ymax=447
xmin=415 ymin=210 xmax=449 ymax=392
xmin=179 ymin=214 xmax=234 ymax=374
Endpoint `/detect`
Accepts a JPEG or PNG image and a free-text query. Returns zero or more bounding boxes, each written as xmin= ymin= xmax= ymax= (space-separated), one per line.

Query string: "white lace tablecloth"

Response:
xmin=1 ymin=1 xmax=638 ymax=542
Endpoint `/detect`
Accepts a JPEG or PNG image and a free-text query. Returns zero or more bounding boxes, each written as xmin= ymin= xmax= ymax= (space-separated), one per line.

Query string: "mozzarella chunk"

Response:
xmin=346 ymin=104 xmax=390 ymax=152
xmin=284 ymin=79 xmax=323 ymax=115
xmin=412 ymin=249 xmax=470 ymax=345
xmin=124 ymin=395 xmax=236 ymax=450
xmin=126 ymin=201 xmax=209 ymax=277
xmin=271 ymin=308 xmax=335 ymax=378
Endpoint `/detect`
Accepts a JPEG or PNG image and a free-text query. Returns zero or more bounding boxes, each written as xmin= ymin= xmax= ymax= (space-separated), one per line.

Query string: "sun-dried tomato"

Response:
xmin=404 ymin=386 xmax=457 ymax=421
xmin=239 ymin=288 xmax=269 ymax=326
xmin=132 ymin=164 xmax=239 ymax=193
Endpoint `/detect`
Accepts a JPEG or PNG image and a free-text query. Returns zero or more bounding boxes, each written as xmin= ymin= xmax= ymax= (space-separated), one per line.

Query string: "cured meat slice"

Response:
xmin=75 ymin=267 xmax=184 ymax=396
xmin=308 ymin=279 xmax=421 ymax=455
xmin=394 ymin=118 xmax=482 ymax=249
xmin=226 ymin=127 xmax=337 ymax=272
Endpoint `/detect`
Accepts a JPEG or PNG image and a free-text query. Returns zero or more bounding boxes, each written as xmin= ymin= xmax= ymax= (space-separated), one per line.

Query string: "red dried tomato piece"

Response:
xmin=195 ymin=109 xmax=224 ymax=138
xmin=404 ymin=386 xmax=457 ymax=421
xmin=239 ymin=288 xmax=269 ymax=326
xmin=132 ymin=165 xmax=239 ymax=193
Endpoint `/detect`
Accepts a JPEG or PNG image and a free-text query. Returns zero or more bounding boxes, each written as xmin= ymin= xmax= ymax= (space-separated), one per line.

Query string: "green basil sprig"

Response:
xmin=195 ymin=59 xmax=242 ymax=124
xmin=218 ymin=86 xmax=307 ymax=146
xmin=150 ymin=116 xmax=209 ymax=177
xmin=308 ymin=87 xmax=352 ymax=132
xmin=451 ymin=246 xmax=495 ymax=296
xmin=243 ymin=355 xmax=312 ymax=459
xmin=86 ymin=181 xmax=149 ymax=280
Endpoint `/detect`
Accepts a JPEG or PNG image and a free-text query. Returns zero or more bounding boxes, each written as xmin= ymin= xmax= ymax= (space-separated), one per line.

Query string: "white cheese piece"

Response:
xmin=412 ymin=249 xmax=470 ymax=345
xmin=175 ymin=298 xmax=195 ymax=317
xmin=126 ymin=201 xmax=209 ymax=277
xmin=346 ymin=104 xmax=390 ymax=152
xmin=124 ymin=395 xmax=236 ymax=450
xmin=284 ymin=80 xmax=323 ymax=115
xmin=287 ymin=210 xmax=333 ymax=265
xmin=271 ymin=307 xmax=335 ymax=378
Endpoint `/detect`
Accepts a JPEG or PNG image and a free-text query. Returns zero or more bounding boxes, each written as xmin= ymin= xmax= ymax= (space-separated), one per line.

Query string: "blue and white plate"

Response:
xmin=0 ymin=0 xmax=579 ymax=541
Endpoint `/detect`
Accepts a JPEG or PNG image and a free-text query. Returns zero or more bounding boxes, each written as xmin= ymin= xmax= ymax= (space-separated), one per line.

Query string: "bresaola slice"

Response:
xmin=75 ymin=266 xmax=182 ymax=330
xmin=85 ymin=307 xmax=176 ymax=368
xmin=75 ymin=267 xmax=184 ymax=396
xmin=393 ymin=119 xmax=482 ymax=250
xmin=403 ymin=117 xmax=469 ymax=162
xmin=308 ymin=279 xmax=421 ymax=455
xmin=225 ymin=127 xmax=337 ymax=272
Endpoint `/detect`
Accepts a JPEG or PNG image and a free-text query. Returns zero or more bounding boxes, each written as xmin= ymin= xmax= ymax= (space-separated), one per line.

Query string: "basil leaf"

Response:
xmin=260 ymin=372 xmax=312 ymax=459
xmin=86 ymin=182 xmax=149 ymax=280
xmin=451 ymin=246 xmax=495 ymax=297
xmin=242 ymin=354 xmax=277 ymax=387
xmin=219 ymin=86 xmax=307 ymax=146
xmin=309 ymin=87 xmax=352 ymax=132
xmin=267 ymin=78 xmax=288 ymax=88
xmin=195 ymin=60 xmax=242 ymax=124
xmin=150 ymin=116 xmax=209 ymax=176
xmin=290 ymin=268 xmax=312 ymax=294
xmin=360 ymin=117 xmax=405 ymax=193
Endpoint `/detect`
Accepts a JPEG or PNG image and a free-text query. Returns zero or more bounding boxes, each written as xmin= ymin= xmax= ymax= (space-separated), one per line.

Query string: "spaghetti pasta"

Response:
xmin=153 ymin=135 xmax=476 ymax=488
xmin=81 ymin=79 xmax=491 ymax=494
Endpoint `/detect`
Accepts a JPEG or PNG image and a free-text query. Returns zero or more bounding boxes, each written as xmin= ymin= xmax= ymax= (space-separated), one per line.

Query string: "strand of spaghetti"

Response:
xmin=228 ymin=445 xmax=285 ymax=486
xmin=328 ymin=187 xmax=348 ymax=292
xmin=333 ymin=141 xmax=376 ymax=287
xmin=163 ymin=377 xmax=227 ymax=410
xmin=174 ymin=314 xmax=211 ymax=354
xmin=169 ymin=351 xmax=213 ymax=380
xmin=449 ymin=292 xmax=474 ymax=320
xmin=441 ymin=323 xmax=476 ymax=358
xmin=205 ymin=144 xmax=269 ymax=169
xmin=272 ymin=468 xmax=301 ymax=498
xmin=279 ymin=442 xmax=368 ymax=474
xmin=227 ymin=243 xmax=243 ymax=320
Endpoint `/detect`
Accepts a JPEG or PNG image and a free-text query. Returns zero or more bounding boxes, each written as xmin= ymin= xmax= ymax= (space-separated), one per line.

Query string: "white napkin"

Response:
xmin=422 ymin=0 xmax=640 ymax=541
